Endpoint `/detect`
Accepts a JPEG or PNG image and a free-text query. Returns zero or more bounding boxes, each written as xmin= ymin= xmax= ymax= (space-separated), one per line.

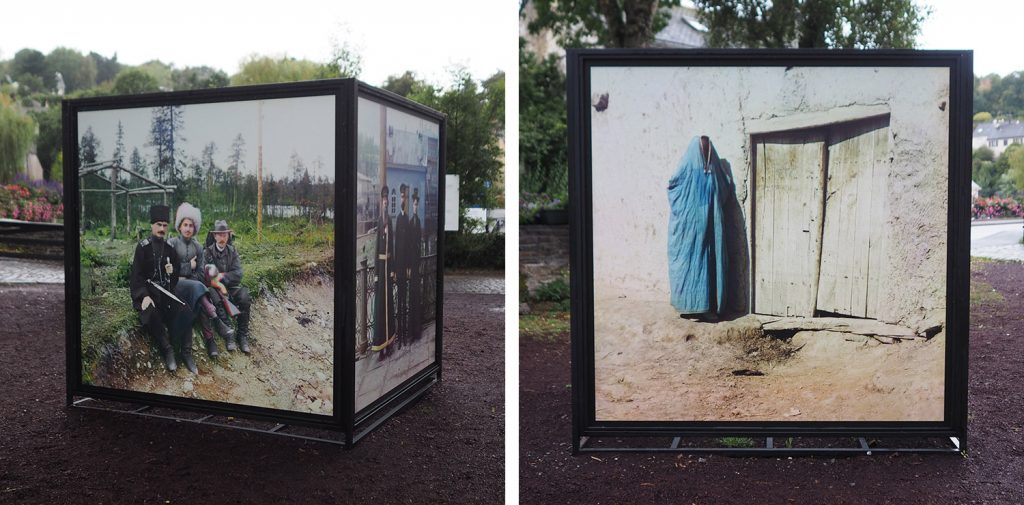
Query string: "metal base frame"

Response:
xmin=68 ymin=374 xmax=439 ymax=448
xmin=577 ymin=435 xmax=962 ymax=456
xmin=71 ymin=396 xmax=347 ymax=446
xmin=352 ymin=374 xmax=439 ymax=445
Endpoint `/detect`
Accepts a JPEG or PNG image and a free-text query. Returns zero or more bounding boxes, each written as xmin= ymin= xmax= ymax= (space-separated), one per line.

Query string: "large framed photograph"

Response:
xmin=64 ymin=80 xmax=445 ymax=444
xmin=568 ymin=50 xmax=971 ymax=448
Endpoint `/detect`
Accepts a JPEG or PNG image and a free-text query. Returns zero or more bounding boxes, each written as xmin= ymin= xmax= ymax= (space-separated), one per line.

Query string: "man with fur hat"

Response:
xmin=129 ymin=204 xmax=196 ymax=373
xmin=203 ymin=219 xmax=253 ymax=354
xmin=168 ymin=202 xmax=234 ymax=359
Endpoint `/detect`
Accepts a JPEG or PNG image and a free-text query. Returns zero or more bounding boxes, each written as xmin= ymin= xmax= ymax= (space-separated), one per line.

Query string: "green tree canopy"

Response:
xmin=112 ymin=69 xmax=160 ymax=95
xmin=519 ymin=41 xmax=567 ymax=198
xmin=0 ymin=94 xmax=37 ymax=183
xmin=46 ymin=47 xmax=98 ymax=92
xmin=89 ymin=51 xmax=122 ymax=85
xmin=1007 ymin=145 xmax=1024 ymax=193
xmin=382 ymin=71 xmax=420 ymax=97
xmin=526 ymin=0 xmax=681 ymax=48
xmin=171 ymin=66 xmax=230 ymax=90
xmin=973 ymin=111 xmax=993 ymax=123
xmin=694 ymin=0 xmax=929 ymax=49
xmin=410 ymin=69 xmax=505 ymax=220
xmin=28 ymin=105 xmax=61 ymax=180
xmin=231 ymin=55 xmax=324 ymax=85
xmin=974 ymin=146 xmax=995 ymax=163
xmin=317 ymin=38 xmax=362 ymax=79
xmin=137 ymin=60 xmax=174 ymax=89
xmin=975 ymin=72 xmax=1024 ymax=119
xmin=10 ymin=49 xmax=46 ymax=81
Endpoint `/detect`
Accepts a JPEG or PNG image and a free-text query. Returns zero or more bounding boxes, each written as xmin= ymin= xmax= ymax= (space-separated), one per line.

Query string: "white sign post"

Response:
xmin=445 ymin=174 xmax=459 ymax=231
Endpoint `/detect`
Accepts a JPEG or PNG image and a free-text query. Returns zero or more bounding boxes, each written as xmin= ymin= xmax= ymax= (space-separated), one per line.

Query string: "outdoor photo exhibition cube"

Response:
xmin=63 ymin=79 xmax=445 ymax=447
xmin=567 ymin=50 xmax=972 ymax=454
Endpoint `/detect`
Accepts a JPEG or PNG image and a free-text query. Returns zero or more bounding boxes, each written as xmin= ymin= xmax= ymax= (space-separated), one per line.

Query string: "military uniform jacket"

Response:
xmin=203 ymin=243 xmax=243 ymax=288
xmin=130 ymin=236 xmax=181 ymax=311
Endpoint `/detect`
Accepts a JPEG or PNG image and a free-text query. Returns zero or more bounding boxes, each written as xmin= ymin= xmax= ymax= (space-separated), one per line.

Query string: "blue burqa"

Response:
xmin=667 ymin=136 xmax=733 ymax=314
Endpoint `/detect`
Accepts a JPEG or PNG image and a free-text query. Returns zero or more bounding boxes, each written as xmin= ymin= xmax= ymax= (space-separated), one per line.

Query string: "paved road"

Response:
xmin=1 ymin=221 xmax=1017 ymax=285
xmin=444 ymin=273 xmax=504 ymax=295
xmin=0 ymin=257 xmax=64 ymax=284
xmin=971 ymin=219 xmax=1024 ymax=261
xmin=0 ymin=257 xmax=504 ymax=293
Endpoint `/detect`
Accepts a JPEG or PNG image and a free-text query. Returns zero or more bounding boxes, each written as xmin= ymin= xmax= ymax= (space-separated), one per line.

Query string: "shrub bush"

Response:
xmin=444 ymin=231 xmax=504 ymax=269
xmin=973 ymin=196 xmax=1024 ymax=219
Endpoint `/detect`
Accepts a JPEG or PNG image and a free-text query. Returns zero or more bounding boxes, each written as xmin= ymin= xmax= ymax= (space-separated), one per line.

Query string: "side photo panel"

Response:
xmin=354 ymin=97 xmax=441 ymax=413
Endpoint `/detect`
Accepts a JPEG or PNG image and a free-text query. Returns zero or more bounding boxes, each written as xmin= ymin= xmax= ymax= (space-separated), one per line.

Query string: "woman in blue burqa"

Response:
xmin=667 ymin=135 xmax=734 ymax=319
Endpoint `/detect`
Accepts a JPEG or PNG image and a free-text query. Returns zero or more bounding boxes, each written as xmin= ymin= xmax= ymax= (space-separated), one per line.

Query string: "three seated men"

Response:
xmin=130 ymin=204 xmax=252 ymax=374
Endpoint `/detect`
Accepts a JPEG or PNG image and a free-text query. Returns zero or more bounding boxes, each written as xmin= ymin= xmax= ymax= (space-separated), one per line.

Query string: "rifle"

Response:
xmin=203 ymin=264 xmax=242 ymax=318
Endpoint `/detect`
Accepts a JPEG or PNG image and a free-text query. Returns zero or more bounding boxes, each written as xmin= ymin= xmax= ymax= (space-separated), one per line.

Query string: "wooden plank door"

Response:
xmin=752 ymin=133 xmax=826 ymax=317
xmin=816 ymin=117 xmax=891 ymax=318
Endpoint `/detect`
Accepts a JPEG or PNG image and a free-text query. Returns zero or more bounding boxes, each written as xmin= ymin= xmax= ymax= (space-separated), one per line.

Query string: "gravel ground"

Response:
xmin=0 ymin=272 xmax=504 ymax=504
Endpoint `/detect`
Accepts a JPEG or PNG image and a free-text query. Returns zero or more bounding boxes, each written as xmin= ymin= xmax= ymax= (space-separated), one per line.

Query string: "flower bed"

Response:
xmin=973 ymin=196 xmax=1024 ymax=220
xmin=0 ymin=176 xmax=63 ymax=222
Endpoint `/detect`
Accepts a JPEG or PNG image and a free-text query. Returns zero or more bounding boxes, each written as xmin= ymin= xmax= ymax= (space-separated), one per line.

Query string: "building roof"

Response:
xmin=651 ymin=7 xmax=707 ymax=49
xmin=974 ymin=120 xmax=1024 ymax=140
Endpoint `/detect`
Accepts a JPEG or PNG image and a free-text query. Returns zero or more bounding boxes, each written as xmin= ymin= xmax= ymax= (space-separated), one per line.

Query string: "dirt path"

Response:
xmin=521 ymin=260 xmax=1024 ymax=504
xmin=0 ymin=275 xmax=504 ymax=504
xmin=594 ymin=299 xmax=944 ymax=421
xmin=95 ymin=273 xmax=335 ymax=415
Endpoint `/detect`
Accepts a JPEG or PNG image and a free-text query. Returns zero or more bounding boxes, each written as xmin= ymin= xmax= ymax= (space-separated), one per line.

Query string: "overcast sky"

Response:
xmin=0 ymin=0 xmax=513 ymax=86
xmin=916 ymin=0 xmax=1023 ymax=76
xmin=78 ymin=96 xmax=336 ymax=182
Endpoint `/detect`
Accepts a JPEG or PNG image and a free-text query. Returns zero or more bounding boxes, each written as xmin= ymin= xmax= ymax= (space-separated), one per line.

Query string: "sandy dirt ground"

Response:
xmin=93 ymin=273 xmax=335 ymax=416
xmin=355 ymin=324 xmax=436 ymax=411
xmin=594 ymin=297 xmax=945 ymax=421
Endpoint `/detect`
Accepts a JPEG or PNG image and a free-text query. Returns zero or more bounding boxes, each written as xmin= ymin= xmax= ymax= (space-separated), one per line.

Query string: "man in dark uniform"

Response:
xmin=408 ymin=187 xmax=423 ymax=342
xmin=394 ymin=184 xmax=411 ymax=349
xmin=203 ymin=220 xmax=253 ymax=354
xmin=130 ymin=204 xmax=197 ymax=374
xmin=371 ymin=185 xmax=397 ymax=357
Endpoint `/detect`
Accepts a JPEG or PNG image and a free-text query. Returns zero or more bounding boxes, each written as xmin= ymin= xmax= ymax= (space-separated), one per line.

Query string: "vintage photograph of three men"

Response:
xmin=76 ymin=95 xmax=338 ymax=415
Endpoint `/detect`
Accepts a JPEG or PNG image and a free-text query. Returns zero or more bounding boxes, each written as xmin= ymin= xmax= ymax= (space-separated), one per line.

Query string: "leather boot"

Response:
xmin=199 ymin=315 xmax=219 ymax=358
xmin=200 ymin=296 xmax=218 ymax=318
xmin=151 ymin=328 xmax=176 ymax=372
xmin=223 ymin=326 xmax=237 ymax=352
xmin=236 ymin=310 xmax=251 ymax=354
xmin=182 ymin=350 xmax=197 ymax=374
xmin=163 ymin=348 xmax=177 ymax=371
xmin=237 ymin=331 xmax=251 ymax=354
xmin=178 ymin=329 xmax=199 ymax=375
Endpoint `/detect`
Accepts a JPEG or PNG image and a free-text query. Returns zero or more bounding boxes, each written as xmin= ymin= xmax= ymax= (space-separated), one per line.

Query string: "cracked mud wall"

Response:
xmin=589 ymin=66 xmax=948 ymax=332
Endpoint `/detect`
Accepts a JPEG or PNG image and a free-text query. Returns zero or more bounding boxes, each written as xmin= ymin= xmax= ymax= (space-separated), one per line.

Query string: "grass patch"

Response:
xmin=718 ymin=437 xmax=756 ymax=448
xmin=520 ymin=312 xmax=570 ymax=342
xmin=969 ymin=256 xmax=1006 ymax=308
xmin=970 ymin=256 xmax=994 ymax=271
xmin=970 ymin=279 xmax=1004 ymax=308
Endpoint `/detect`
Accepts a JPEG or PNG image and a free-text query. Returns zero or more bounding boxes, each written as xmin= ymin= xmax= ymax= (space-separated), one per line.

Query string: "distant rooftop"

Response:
xmin=974 ymin=120 xmax=1024 ymax=140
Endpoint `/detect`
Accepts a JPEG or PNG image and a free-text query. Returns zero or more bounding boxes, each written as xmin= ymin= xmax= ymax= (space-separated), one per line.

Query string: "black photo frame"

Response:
xmin=567 ymin=50 xmax=971 ymax=454
xmin=64 ymin=79 xmax=445 ymax=447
